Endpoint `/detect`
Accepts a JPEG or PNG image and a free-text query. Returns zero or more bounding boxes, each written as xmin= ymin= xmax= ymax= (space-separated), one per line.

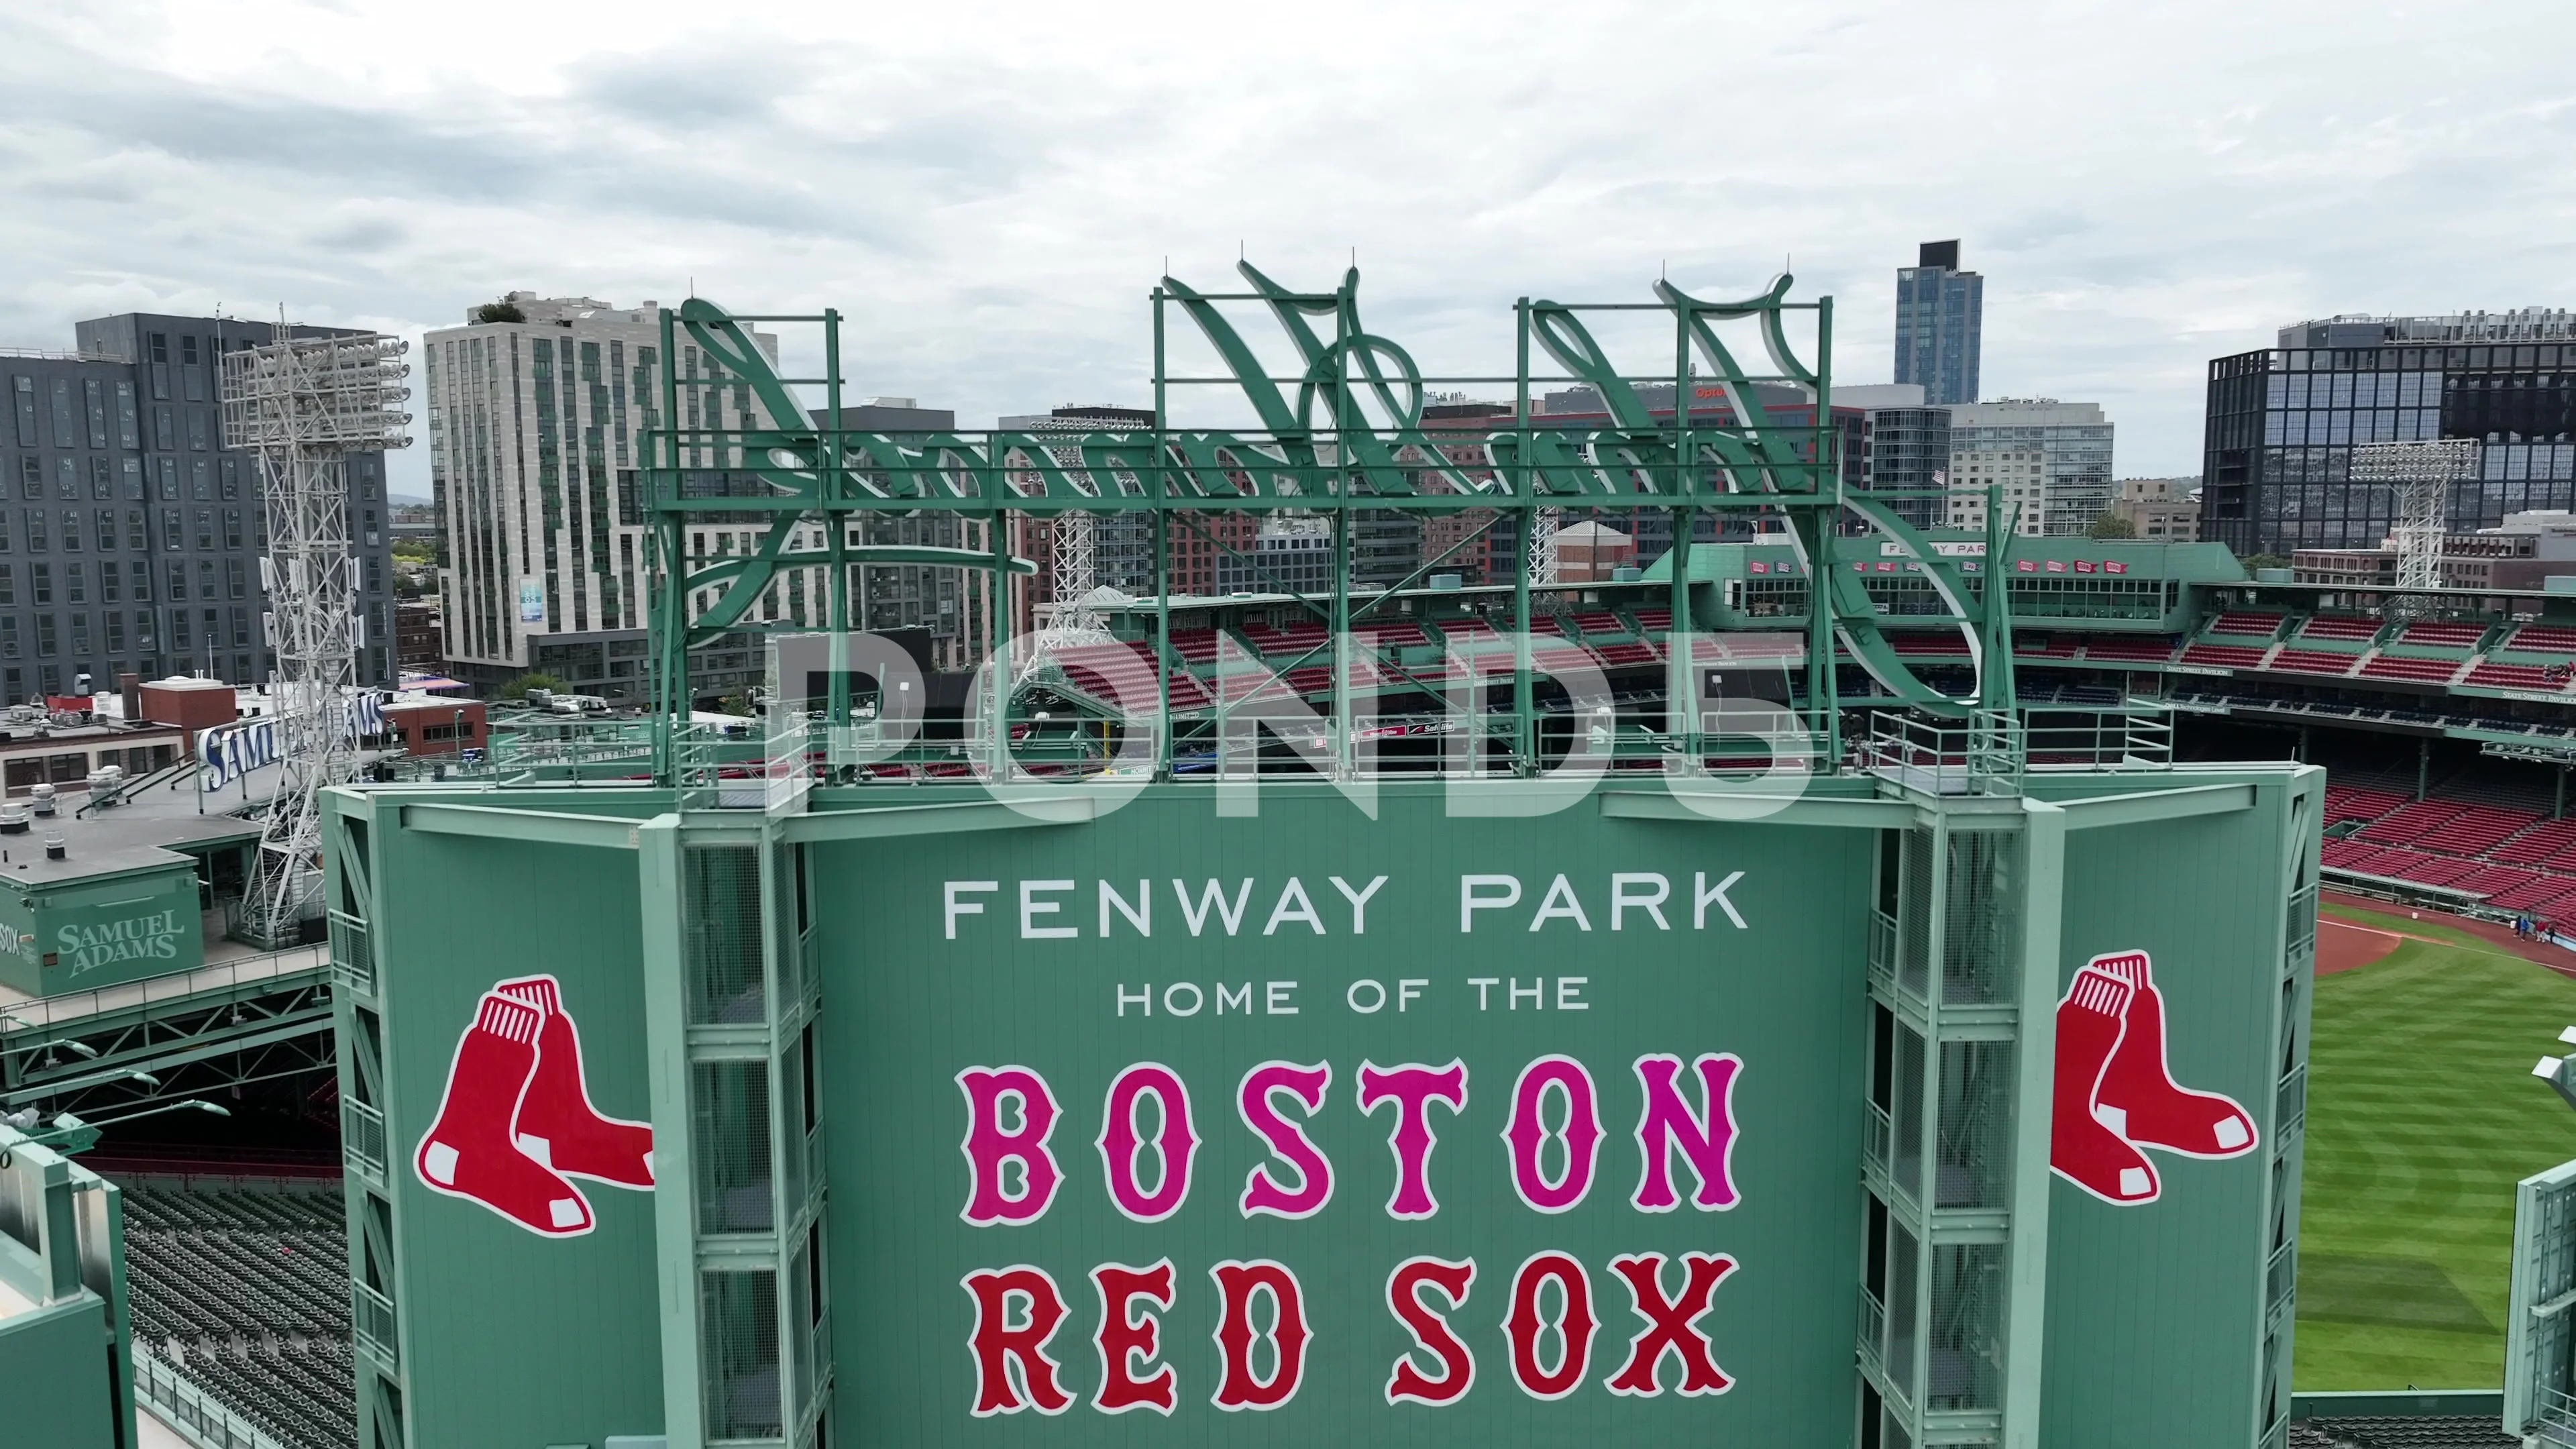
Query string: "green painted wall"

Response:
xmin=0 ymin=861 xmax=201 ymax=998
xmin=0 ymin=1295 xmax=115 ymax=1449
xmin=364 ymin=816 xmax=665 ymax=1447
xmin=2041 ymin=774 xmax=2312 ymax=1446
xmin=816 ymin=784 xmax=1872 ymax=1444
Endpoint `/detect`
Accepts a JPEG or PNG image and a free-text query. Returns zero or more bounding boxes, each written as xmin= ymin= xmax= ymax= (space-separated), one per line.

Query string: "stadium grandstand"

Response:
xmin=15 ymin=282 xmax=2576 ymax=1449
xmin=17 ymin=529 xmax=2576 ymax=1446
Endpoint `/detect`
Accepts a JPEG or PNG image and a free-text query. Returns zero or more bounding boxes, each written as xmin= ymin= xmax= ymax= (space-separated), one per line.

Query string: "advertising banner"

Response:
xmin=818 ymin=786 xmax=1873 ymax=1444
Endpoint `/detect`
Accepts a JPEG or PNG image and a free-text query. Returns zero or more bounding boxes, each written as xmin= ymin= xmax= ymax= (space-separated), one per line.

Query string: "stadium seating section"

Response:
xmin=2208 ymin=612 xmax=2288 ymax=638
xmin=2182 ymin=643 xmax=2271 ymax=669
xmin=123 ymin=1181 xmax=354 ymax=1449
xmin=2322 ymin=775 xmax=2576 ymax=919
xmin=2298 ymin=614 xmax=2381 ymax=643
xmin=2285 ymin=1415 xmax=2519 ymax=1448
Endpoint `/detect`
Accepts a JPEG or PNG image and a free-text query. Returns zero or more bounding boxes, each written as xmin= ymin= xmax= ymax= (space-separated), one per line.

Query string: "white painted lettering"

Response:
xmin=1610 ymin=873 xmax=1670 ymax=931
xmin=1460 ymin=875 xmax=1521 ymax=932
xmin=946 ymin=880 xmax=998 ymax=940
xmin=1695 ymin=871 xmax=1748 ymax=930
xmin=1529 ymin=875 xmax=1592 ymax=932
xmin=1100 ymin=879 xmax=1152 ymax=938
xmin=1330 ymin=875 xmax=1389 ymax=934
xmin=1263 ymin=878 xmax=1326 ymax=936
xmin=1176 ymin=879 xmax=1256 ymax=937
xmin=1022 ymin=880 xmax=1078 ymax=939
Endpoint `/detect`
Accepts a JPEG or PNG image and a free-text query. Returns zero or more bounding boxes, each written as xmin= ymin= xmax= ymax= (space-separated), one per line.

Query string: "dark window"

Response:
xmin=129 ymin=561 xmax=149 ymax=602
xmin=24 ymin=510 xmax=45 ymax=551
xmin=70 ymin=612 xmax=87 ymax=655
xmin=17 ymin=456 xmax=38 ymax=498
xmin=125 ymin=509 xmax=144 ymax=551
xmin=161 ymin=509 xmax=180 ymax=549
xmin=0 ymin=564 xmax=15 ymax=604
xmin=93 ymin=509 xmax=113 ymax=551
xmin=0 ymin=618 xmax=18 ymax=660
xmin=104 ymin=612 xmax=123 ymax=653
xmin=88 ymin=456 xmax=109 ymax=500
xmin=171 ymin=605 xmax=188 ymax=650
xmin=225 ymin=558 xmax=244 ymax=599
xmin=54 ymin=455 xmax=75 ymax=499
xmin=195 ymin=508 xmax=213 ymax=550
xmin=99 ymin=563 xmax=116 ymax=603
xmin=65 ymin=564 xmax=83 ymax=604
xmin=197 ymin=559 xmax=215 ymax=599
xmin=164 ymin=561 xmax=184 ymax=602
xmin=32 ymin=563 xmax=50 ymax=604
xmin=58 ymin=511 xmax=76 ymax=551
xmin=223 ymin=508 xmax=242 ymax=549
xmin=231 ymin=606 xmax=249 ymax=648
xmin=36 ymin=614 xmax=55 ymax=656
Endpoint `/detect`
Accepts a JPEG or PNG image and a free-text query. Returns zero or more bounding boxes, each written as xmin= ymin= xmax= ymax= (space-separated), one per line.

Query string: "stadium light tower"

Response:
xmin=219 ymin=323 xmax=413 ymax=947
xmin=2350 ymin=439 xmax=2477 ymax=617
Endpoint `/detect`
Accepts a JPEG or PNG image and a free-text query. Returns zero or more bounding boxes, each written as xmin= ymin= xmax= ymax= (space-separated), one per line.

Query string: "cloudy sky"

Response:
xmin=2 ymin=1 xmax=2569 ymax=497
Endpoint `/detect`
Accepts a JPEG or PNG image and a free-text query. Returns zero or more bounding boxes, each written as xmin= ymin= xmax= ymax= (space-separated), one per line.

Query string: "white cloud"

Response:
xmin=1 ymin=0 xmax=2571 ymax=498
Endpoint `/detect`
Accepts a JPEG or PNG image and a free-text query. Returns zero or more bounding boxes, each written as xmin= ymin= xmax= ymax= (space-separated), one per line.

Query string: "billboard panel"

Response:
xmin=817 ymin=786 xmax=1874 ymax=1443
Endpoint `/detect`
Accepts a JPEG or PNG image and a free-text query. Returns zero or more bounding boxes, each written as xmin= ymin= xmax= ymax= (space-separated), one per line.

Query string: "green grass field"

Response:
xmin=2295 ymin=904 xmax=2576 ymax=1387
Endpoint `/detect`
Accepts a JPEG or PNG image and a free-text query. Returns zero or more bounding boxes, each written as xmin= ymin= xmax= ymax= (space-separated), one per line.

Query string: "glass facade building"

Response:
xmin=1894 ymin=240 xmax=1983 ymax=407
xmin=2203 ymin=311 xmax=2576 ymax=557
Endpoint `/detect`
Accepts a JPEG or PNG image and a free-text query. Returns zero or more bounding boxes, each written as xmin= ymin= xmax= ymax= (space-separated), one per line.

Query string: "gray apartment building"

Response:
xmin=0 ymin=313 xmax=396 ymax=705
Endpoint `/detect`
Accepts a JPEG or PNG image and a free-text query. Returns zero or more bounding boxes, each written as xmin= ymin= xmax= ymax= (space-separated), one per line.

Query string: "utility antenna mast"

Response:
xmin=219 ymin=322 xmax=412 ymax=947
xmin=2351 ymin=439 xmax=2477 ymax=619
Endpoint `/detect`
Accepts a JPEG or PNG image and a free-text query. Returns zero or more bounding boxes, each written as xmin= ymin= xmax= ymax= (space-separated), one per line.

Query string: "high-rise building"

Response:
xmin=1847 ymin=384 xmax=1949 ymax=530
xmin=2202 ymin=309 xmax=2576 ymax=557
xmin=1894 ymin=240 xmax=1983 ymax=407
xmin=427 ymin=293 xmax=804 ymax=700
xmin=0 ymin=313 xmax=398 ymax=704
xmin=1941 ymin=400 xmax=2115 ymax=537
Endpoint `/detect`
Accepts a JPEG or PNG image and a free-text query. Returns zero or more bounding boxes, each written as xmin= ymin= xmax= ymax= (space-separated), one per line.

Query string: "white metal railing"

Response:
xmin=0 ymin=943 xmax=327 ymax=1032
xmin=2537 ymin=1387 xmax=2576 ymax=1446
xmin=352 ymin=1279 xmax=398 ymax=1366
xmin=1858 ymin=710 xmax=2025 ymax=795
xmin=342 ymin=1099 xmax=387 ymax=1183
xmin=328 ymin=912 xmax=374 ymax=996
xmin=132 ymin=1346 xmax=288 ymax=1449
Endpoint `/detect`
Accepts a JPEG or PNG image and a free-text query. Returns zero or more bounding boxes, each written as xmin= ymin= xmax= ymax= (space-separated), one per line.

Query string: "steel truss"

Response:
xmin=219 ymin=329 xmax=412 ymax=947
xmin=2 ymin=979 xmax=335 ymax=1112
xmin=641 ymin=264 xmax=2026 ymax=782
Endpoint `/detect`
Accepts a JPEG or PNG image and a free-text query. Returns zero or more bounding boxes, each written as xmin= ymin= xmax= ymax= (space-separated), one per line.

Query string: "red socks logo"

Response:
xmin=2051 ymin=950 xmax=2257 ymax=1205
xmin=413 ymin=975 xmax=654 ymax=1237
